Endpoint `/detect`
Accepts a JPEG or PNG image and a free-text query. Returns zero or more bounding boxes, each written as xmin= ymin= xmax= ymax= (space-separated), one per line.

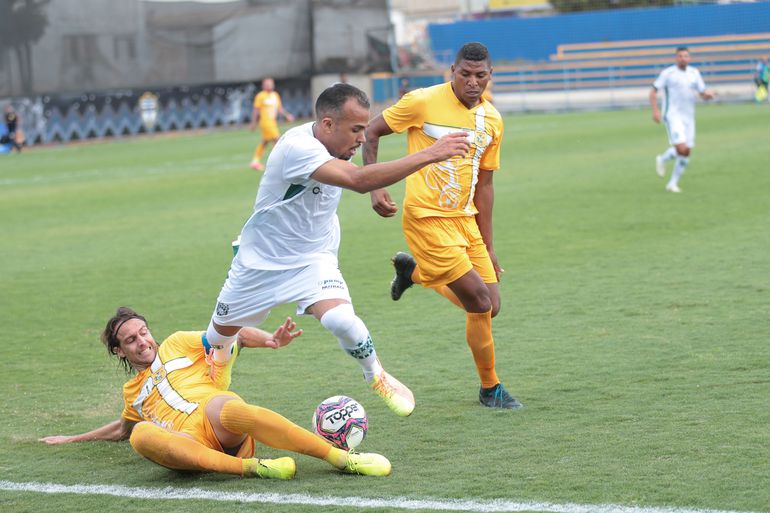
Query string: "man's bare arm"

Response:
xmin=363 ymin=115 xmax=399 ymax=217
xmin=313 ymin=131 xmax=469 ymax=194
xmin=40 ymin=418 xmax=136 ymax=445
xmin=237 ymin=317 xmax=302 ymax=349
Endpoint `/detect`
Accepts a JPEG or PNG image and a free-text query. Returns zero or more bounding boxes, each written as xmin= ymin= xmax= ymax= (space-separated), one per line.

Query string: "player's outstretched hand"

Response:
xmin=39 ymin=435 xmax=77 ymax=445
xmin=265 ymin=317 xmax=303 ymax=349
xmin=427 ymin=132 xmax=471 ymax=162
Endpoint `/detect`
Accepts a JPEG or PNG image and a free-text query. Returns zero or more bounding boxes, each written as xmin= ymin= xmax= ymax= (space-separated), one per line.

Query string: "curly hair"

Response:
xmin=101 ymin=306 xmax=147 ymax=374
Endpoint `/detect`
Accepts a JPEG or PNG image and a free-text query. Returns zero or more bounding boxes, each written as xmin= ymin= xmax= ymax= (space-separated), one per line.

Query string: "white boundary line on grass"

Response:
xmin=0 ymin=480 xmax=765 ymax=513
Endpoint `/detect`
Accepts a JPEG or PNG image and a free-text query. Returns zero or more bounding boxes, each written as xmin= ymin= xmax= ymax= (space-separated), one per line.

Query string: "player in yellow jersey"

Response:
xmin=40 ymin=307 xmax=392 ymax=479
xmin=363 ymin=42 xmax=522 ymax=410
xmin=249 ymin=77 xmax=295 ymax=171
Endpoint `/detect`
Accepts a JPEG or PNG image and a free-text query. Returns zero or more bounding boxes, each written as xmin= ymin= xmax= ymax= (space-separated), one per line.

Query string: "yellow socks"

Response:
xmin=254 ymin=142 xmax=265 ymax=161
xmin=465 ymin=310 xmax=499 ymax=388
xmin=435 ymin=285 xmax=464 ymax=310
xmin=220 ymin=400 xmax=333 ymax=461
xmin=130 ymin=421 xmax=244 ymax=475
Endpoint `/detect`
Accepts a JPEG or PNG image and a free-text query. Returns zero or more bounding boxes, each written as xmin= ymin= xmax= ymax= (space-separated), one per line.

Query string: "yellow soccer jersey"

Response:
xmin=121 ymin=331 xmax=220 ymax=432
xmin=253 ymin=91 xmax=282 ymax=126
xmin=382 ymin=82 xmax=503 ymax=218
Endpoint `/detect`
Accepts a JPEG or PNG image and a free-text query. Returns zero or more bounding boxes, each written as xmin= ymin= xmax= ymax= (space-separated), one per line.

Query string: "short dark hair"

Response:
xmin=315 ymin=83 xmax=370 ymax=119
xmin=454 ymin=42 xmax=490 ymax=65
xmin=101 ymin=306 xmax=147 ymax=374
xmin=676 ymin=46 xmax=689 ymax=53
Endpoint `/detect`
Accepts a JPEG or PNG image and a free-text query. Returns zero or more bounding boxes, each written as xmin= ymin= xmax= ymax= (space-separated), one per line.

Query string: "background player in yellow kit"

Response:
xmin=40 ymin=307 xmax=392 ymax=479
xmin=249 ymin=77 xmax=295 ymax=170
xmin=362 ymin=42 xmax=522 ymax=410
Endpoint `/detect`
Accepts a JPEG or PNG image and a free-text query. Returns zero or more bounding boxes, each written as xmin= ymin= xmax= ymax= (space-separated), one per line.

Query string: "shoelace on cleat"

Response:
xmin=372 ymin=375 xmax=395 ymax=398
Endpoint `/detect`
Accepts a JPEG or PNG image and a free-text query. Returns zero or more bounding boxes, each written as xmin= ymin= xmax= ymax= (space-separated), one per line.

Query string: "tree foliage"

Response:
xmin=0 ymin=0 xmax=50 ymax=93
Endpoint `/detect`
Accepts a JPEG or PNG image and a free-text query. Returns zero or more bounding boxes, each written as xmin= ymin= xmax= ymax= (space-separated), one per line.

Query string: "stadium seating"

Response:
xmin=491 ymin=33 xmax=769 ymax=93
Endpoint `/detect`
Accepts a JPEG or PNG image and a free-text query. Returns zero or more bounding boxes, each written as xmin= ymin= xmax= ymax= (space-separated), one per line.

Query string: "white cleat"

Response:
xmin=665 ymin=184 xmax=681 ymax=193
xmin=655 ymin=156 xmax=666 ymax=177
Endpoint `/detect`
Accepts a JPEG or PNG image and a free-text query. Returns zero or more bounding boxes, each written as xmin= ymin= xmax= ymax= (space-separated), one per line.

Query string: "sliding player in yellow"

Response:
xmin=363 ymin=42 xmax=522 ymax=410
xmin=40 ymin=307 xmax=391 ymax=479
xmin=250 ymin=77 xmax=294 ymax=171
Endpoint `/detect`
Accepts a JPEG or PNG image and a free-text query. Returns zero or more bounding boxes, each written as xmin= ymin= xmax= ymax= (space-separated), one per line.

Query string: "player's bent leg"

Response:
xmin=218 ymin=399 xmax=333 ymax=460
xmin=487 ymin=282 xmax=501 ymax=318
xmin=216 ymin=398 xmax=388 ymax=476
xmin=129 ymin=421 xmax=278 ymax=477
xmin=315 ymin=301 xmax=415 ymax=417
xmin=674 ymin=143 xmax=690 ymax=157
xmin=390 ymin=252 xmax=417 ymax=300
xmin=204 ymin=321 xmax=240 ymax=388
xmin=434 ymin=285 xmax=464 ymax=309
xmin=316 ymin=302 xmax=383 ymax=381
xmin=656 ymin=147 xmax=677 ymax=178
xmin=448 ymin=269 xmax=493 ymax=313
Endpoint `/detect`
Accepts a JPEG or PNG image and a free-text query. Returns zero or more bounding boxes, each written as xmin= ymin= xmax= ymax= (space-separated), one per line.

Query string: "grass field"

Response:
xmin=1 ymin=103 xmax=768 ymax=513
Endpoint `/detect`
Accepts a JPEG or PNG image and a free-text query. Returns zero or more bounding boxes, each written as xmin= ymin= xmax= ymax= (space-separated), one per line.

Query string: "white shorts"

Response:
xmin=212 ymin=257 xmax=352 ymax=327
xmin=664 ymin=115 xmax=695 ymax=148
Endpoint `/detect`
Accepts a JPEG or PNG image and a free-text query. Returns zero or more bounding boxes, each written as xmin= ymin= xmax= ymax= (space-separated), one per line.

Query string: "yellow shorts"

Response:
xmin=180 ymin=391 xmax=255 ymax=458
xmin=260 ymin=122 xmax=280 ymax=141
xmin=402 ymin=213 xmax=496 ymax=289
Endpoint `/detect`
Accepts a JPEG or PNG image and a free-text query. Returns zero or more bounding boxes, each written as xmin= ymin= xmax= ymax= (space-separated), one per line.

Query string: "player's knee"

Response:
xmin=320 ymin=303 xmax=365 ymax=339
xmin=463 ymin=291 xmax=492 ymax=313
xmin=129 ymin=421 xmax=157 ymax=454
xmin=491 ymin=299 xmax=501 ymax=318
xmin=676 ymin=146 xmax=690 ymax=157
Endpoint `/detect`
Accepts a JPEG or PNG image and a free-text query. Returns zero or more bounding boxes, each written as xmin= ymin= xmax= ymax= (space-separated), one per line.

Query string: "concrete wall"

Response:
xmin=310 ymin=73 xmax=373 ymax=109
xmin=313 ymin=3 xmax=393 ymax=73
xmin=21 ymin=0 xmax=145 ymax=94
xmin=214 ymin=4 xmax=312 ymax=82
xmin=0 ymin=0 xmax=389 ymax=96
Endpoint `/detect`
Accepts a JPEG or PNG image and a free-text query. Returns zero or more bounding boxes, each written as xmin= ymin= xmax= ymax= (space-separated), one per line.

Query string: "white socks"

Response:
xmin=320 ymin=303 xmax=383 ymax=382
xmin=669 ymin=156 xmax=689 ymax=188
xmin=660 ymin=147 xmax=677 ymax=162
xmin=205 ymin=321 xmax=237 ymax=363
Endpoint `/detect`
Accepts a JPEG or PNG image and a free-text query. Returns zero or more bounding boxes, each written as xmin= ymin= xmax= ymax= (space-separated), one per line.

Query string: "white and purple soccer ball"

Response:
xmin=312 ymin=395 xmax=368 ymax=450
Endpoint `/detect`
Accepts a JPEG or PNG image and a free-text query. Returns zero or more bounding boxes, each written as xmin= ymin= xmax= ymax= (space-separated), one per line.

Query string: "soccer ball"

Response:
xmin=312 ymin=395 xmax=368 ymax=450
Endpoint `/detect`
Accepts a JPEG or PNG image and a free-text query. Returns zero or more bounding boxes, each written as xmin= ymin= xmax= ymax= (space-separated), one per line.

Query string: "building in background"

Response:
xmin=0 ymin=0 xmax=393 ymax=97
xmin=0 ymin=0 xmax=394 ymax=145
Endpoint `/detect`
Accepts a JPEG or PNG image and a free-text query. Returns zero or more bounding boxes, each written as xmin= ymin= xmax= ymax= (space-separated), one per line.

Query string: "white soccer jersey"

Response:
xmin=236 ymin=122 xmax=340 ymax=270
xmin=653 ymin=65 xmax=706 ymax=120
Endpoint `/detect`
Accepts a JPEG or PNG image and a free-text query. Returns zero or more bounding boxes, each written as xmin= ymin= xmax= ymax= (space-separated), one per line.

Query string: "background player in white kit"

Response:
xmin=650 ymin=47 xmax=715 ymax=193
xmin=204 ymin=84 xmax=470 ymax=417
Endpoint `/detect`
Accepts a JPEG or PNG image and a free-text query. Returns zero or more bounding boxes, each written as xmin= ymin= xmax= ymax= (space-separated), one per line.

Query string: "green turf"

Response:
xmin=1 ymin=103 xmax=768 ymax=513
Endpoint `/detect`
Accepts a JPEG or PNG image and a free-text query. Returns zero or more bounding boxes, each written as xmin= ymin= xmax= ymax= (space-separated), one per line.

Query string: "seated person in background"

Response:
xmin=2 ymin=105 xmax=23 ymax=153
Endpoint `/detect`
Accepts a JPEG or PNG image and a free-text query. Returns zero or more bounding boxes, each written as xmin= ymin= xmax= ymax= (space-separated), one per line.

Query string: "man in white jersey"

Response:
xmin=650 ymin=47 xmax=714 ymax=193
xmin=205 ymin=83 xmax=470 ymax=417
